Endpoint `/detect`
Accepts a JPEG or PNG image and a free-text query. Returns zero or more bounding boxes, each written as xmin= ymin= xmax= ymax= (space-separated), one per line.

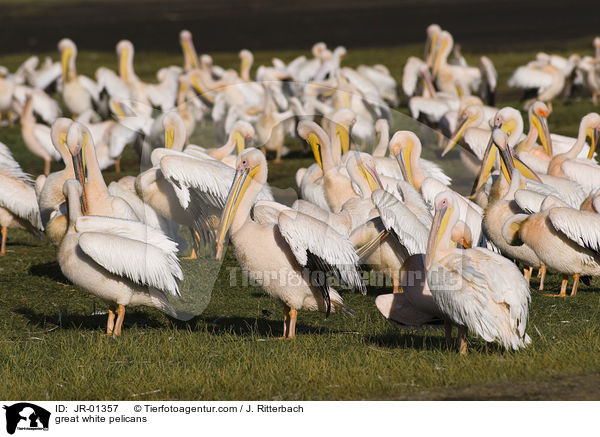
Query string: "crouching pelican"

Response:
xmin=426 ymin=191 xmax=531 ymax=354
xmin=58 ymin=179 xmax=182 ymax=336
xmin=216 ymin=148 xmax=365 ymax=338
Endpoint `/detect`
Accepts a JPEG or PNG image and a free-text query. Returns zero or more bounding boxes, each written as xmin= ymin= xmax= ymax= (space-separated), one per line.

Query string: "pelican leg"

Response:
xmin=457 ymin=326 xmax=468 ymax=355
xmin=288 ymin=308 xmax=297 ymax=339
xmin=280 ymin=304 xmax=290 ymax=339
xmin=570 ymin=274 xmax=580 ymax=297
xmin=114 ymin=156 xmax=121 ymax=173
xmin=105 ymin=306 xmax=116 ymax=336
xmin=392 ymin=276 xmax=401 ymax=294
xmin=524 ymin=267 xmax=533 ymax=283
xmin=44 ymin=159 xmax=51 ymax=176
xmin=546 ymin=275 xmax=568 ymax=297
xmin=538 ymin=265 xmax=546 ymax=291
xmin=113 ymin=304 xmax=126 ymax=337
xmin=444 ymin=319 xmax=453 ymax=349
xmin=0 ymin=226 xmax=7 ymax=256
xmin=182 ymin=228 xmax=199 ymax=260
xmin=274 ymin=146 xmax=282 ymax=164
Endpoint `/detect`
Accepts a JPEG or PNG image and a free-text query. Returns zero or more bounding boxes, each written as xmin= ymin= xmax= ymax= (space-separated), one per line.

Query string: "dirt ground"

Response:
xmin=392 ymin=373 xmax=600 ymax=400
xmin=0 ymin=0 xmax=598 ymax=54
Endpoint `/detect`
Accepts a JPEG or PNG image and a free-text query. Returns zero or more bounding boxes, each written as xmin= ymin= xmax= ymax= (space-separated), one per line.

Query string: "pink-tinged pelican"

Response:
xmin=0 ymin=142 xmax=43 ymax=255
xmin=216 ymin=148 xmax=364 ymax=338
xmin=516 ymin=197 xmax=600 ymax=297
xmin=297 ymin=120 xmax=357 ymax=213
xmin=179 ymin=30 xmax=199 ymax=72
xmin=20 ymin=94 xmax=61 ymax=175
xmin=375 ymin=221 xmax=473 ymax=328
xmin=546 ymin=113 xmax=600 ymax=193
xmin=426 ymin=191 xmax=531 ymax=354
xmin=58 ymin=179 xmax=182 ymax=336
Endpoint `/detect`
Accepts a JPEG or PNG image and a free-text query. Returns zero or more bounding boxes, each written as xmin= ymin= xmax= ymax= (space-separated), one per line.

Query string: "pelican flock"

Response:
xmin=2 ymin=26 xmax=600 ymax=357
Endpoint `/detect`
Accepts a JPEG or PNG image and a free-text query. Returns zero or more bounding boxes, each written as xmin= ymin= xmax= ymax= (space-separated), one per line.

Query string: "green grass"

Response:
xmin=1 ymin=43 xmax=600 ymax=400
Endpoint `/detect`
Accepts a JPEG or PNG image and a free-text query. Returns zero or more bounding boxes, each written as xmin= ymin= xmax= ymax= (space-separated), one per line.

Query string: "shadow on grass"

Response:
xmin=172 ymin=314 xmax=340 ymax=338
xmin=15 ymin=306 xmax=167 ymax=332
xmin=29 ymin=262 xmax=69 ymax=283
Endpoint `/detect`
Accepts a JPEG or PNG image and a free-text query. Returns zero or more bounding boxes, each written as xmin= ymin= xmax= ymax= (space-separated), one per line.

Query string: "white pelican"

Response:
xmin=508 ymin=56 xmax=566 ymax=109
xmin=215 ymin=148 xmax=364 ymax=338
xmin=66 ymin=122 xmax=137 ymax=220
xmin=375 ymin=220 xmax=473 ymax=328
xmin=517 ymin=198 xmax=600 ymax=297
xmin=57 ymin=39 xmax=99 ymax=117
xmin=426 ymin=191 xmax=531 ymax=354
xmin=255 ymin=83 xmax=293 ymax=162
xmin=185 ymin=120 xmax=255 ymax=167
xmin=180 ymin=30 xmax=199 ymax=72
xmin=58 ymin=179 xmax=182 ymax=336
xmin=386 ymin=131 xmax=451 ymax=191
xmin=37 ymin=118 xmax=74 ymax=227
xmin=297 ymin=120 xmax=357 ymax=213
xmin=431 ymin=31 xmax=482 ymax=95
xmin=0 ymin=142 xmax=43 ymax=255
xmin=546 ymin=113 xmax=600 ymax=193
xmin=20 ymin=94 xmax=60 ymax=175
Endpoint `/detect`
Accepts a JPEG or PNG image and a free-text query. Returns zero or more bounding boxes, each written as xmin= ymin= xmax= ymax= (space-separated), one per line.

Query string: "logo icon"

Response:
xmin=3 ymin=403 xmax=50 ymax=434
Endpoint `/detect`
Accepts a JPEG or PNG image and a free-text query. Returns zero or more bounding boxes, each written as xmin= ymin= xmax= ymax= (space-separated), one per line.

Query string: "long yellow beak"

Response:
xmin=396 ymin=144 xmax=414 ymax=187
xmin=190 ymin=73 xmax=215 ymax=104
xmin=358 ymin=162 xmax=383 ymax=193
xmin=165 ymin=125 xmax=175 ymax=149
xmin=472 ymin=134 xmax=498 ymax=194
xmin=533 ymin=113 xmax=553 ymax=156
xmin=442 ymin=113 xmax=470 ymax=157
xmin=587 ymin=127 xmax=599 ymax=160
xmin=336 ymin=125 xmax=351 ymax=155
xmin=431 ymin=39 xmax=447 ymax=78
xmin=181 ymin=39 xmax=198 ymax=70
xmin=306 ymin=132 xmax=323 ymax=169
xmin=234 ymin=131 xmax=245 ymax=154
xmin=71 ymin=146 xmax=88 ymax=215
xmin=215 ymin=166 xmax=258 ymax=259
xmin=119 ymin=47 xmax=129 ymax=82
xmin=61 ymin=48 xmax=72 ymax=82
xmin=426 ymin=204 xmax=450 ymax=270
xmin=356 ymin=229 xmax=389 ymax=261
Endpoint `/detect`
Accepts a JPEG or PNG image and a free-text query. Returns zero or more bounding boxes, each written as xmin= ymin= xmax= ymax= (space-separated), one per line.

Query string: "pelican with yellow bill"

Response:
xmin=215 ymin=148 xmax=364 ymax=338
xmin=425 ymin=191 xmax=531 ymax=354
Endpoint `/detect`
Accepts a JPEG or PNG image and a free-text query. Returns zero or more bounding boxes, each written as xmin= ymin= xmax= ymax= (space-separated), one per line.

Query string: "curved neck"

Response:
xmin=566 ymin=121 xmax=590 ymax=159
xmin=318 ymin=129 xmax=336 ymax=173
xmin=372 ymin=124 xmax=389 ymax=157
xmin=65 ymin=186 xmax=83 ymax=233
xmin=84 ymin=140 xmax=108 ymax=196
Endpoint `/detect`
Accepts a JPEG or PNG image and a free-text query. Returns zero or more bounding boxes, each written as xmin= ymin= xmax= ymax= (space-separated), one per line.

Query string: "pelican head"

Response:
xmin=442 ymin=105 xmax=483 ymax=156
xmin=65 ymin=122 xmax=92 ymax=214
xmin=432 ymin=30 xmax=453 ymax=77
xmin=116 ymin=40 xmax=134 ymax=81
xmin=389 ymin=131 xmax=421 ymax=188
xmin=298 ymin=120 xmax=328 ymax=170
xmin=345 ymin=152 xmax=383 ymax=196
xmin=529 ymin=101 xmax=552 ymax=156
xmin=492 ymin=107 xmax=523 ymax=138
xmin=312 ymin=42 xmax=327 ymax=58
xmin=50 ymin=118 xmax=74 ymax=161
xmin=230 ymin=120 xmax=255 ymax=154
xmin=330 ymin=108 xmax=356 ymax=155
xmin=58 ymin=38 xmax=76 ymax=81
xmin=163 ymin=112 xmax=186 ymax=150
xmin=179 ymin=30 xmax=198 ymax=71
xmin=580 ymin=112 xmax=600 ymax=159
xmin=426 ymin=191 xmax=458 ymax=269
xmin=239 ymin=49 xmax=253 ymax=80
xmin=473 ymin=128 xmax=515 ymax=193
xmin=216 ymin=148 xmax=268 ymax=259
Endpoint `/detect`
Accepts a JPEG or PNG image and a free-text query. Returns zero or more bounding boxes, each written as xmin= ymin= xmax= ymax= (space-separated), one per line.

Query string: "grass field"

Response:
xmin=1 ymin=40 xmax=600 ymax=400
